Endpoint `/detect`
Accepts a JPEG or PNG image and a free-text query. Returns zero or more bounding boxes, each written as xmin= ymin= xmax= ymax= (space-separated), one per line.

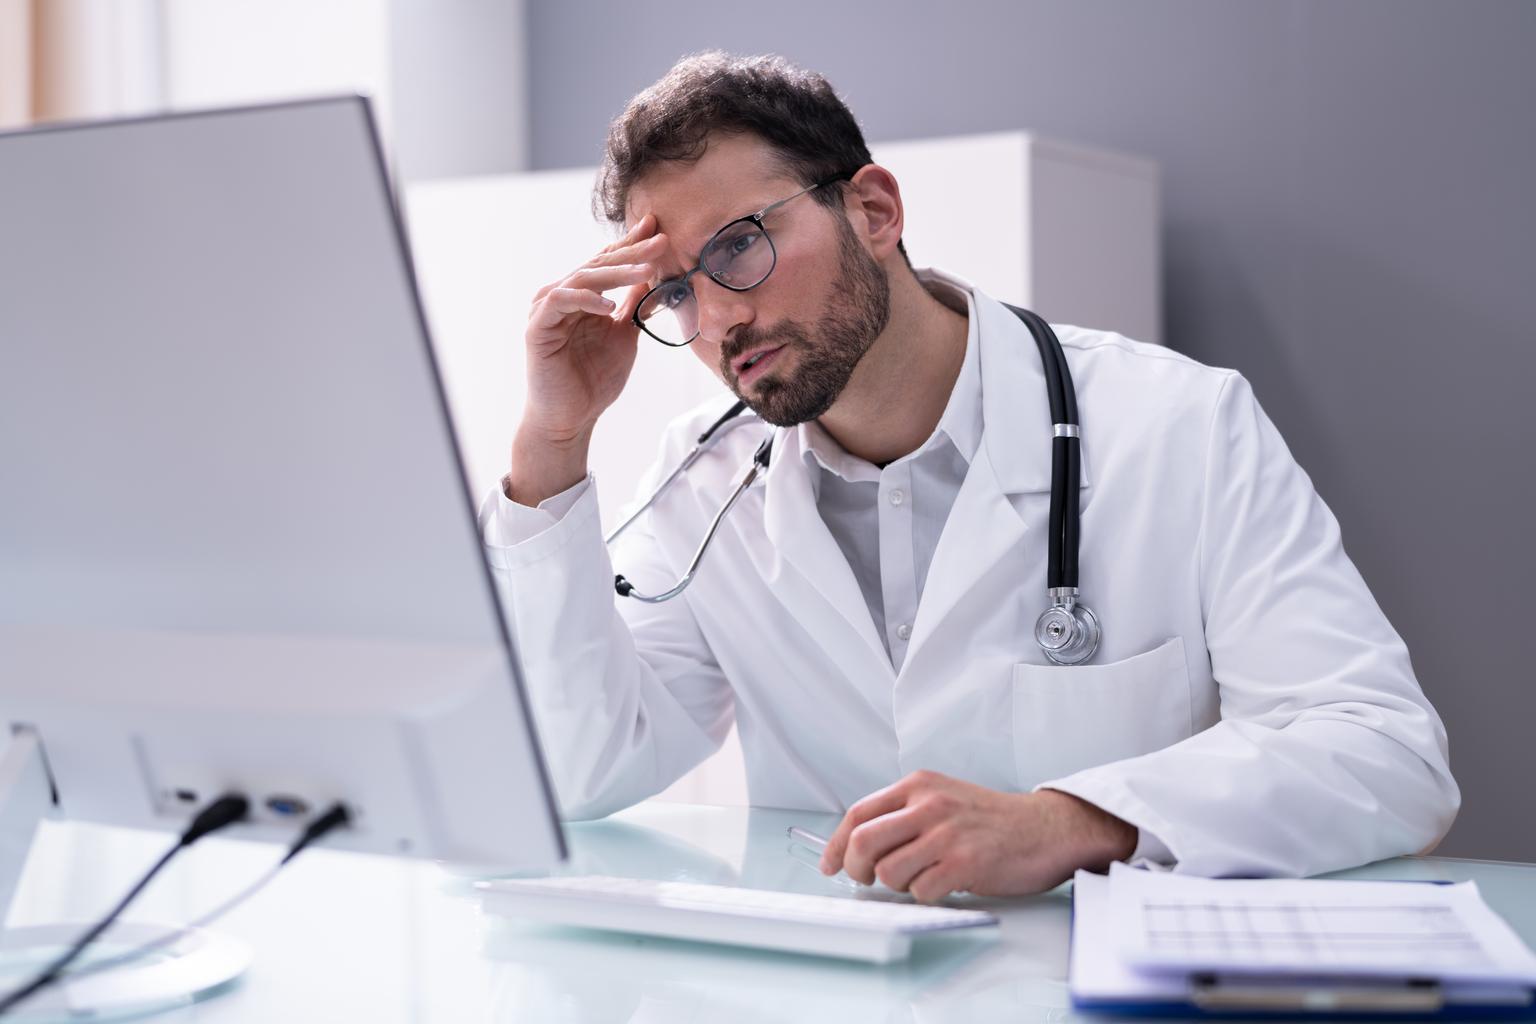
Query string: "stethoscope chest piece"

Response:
xmin=1034 ymin=593 xmax=1101 ymax=666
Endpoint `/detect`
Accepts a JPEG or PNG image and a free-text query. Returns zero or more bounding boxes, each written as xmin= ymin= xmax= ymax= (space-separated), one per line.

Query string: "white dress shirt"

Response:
xmin=800 ymin=274 xmax=980 ymax=671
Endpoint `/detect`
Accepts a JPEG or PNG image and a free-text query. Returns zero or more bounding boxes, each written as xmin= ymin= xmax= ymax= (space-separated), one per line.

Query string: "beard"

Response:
xmin=720 ymin=217 xmax=891 ymax=427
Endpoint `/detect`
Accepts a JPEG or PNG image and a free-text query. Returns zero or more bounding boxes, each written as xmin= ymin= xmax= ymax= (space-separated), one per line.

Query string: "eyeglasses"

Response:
xmin=631 ymin=171 xmax=856 ymax=347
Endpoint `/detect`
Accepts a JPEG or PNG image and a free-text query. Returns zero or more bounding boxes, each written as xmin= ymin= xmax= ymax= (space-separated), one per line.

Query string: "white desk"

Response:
xmin=8 ymin=803 xmax=1534 ymax=1022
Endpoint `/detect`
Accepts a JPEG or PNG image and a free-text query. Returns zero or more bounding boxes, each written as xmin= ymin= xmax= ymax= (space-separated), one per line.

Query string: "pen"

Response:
xmin=785 ymin=826 xmax=914 ymax=898
xmin=787 ymin=826 xmax=829 ymax=854
xmin=787 ymin=825 xmax=855 ymax=887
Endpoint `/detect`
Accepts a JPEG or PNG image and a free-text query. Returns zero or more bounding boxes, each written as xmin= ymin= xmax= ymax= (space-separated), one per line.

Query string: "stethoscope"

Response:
xmin=604 ymin=304 xmax=1100 ymax=666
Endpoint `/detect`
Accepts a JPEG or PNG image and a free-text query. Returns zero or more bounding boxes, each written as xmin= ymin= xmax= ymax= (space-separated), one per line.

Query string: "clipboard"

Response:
xmin=1069 ymin=871 xmax=1536 ymax=1019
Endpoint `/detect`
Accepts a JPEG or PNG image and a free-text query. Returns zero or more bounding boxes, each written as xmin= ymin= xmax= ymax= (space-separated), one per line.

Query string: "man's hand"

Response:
xmin=818 ymin=771 xmax=1137 ymax=903
xmin=506 ymin=213 xmax=669 ymax=506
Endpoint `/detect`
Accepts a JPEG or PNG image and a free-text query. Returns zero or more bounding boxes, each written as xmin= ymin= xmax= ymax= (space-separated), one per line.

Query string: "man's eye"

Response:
xmin=707 ymin=230 xmax=759 ymax=268
xmin=662 ymin=283 xmax=691 ymax=309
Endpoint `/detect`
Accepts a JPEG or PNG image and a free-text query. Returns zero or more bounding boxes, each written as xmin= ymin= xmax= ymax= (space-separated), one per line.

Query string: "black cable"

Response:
xmin=61 ymin=803 xmax=352 ymax=984
xmin=0 ymin=793 xmax=250 ymax=1016
xmin=278 ymin=802 xmax=350 ymax=864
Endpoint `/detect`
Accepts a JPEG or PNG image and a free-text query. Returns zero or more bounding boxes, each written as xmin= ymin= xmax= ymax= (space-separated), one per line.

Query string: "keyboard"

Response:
xmin=475 ymin=874 xmax=998 ymax=963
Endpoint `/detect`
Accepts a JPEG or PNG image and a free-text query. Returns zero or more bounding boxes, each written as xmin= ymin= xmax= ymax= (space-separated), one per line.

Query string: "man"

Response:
xmin=480 ymin=52 xmax=1458 ymax=901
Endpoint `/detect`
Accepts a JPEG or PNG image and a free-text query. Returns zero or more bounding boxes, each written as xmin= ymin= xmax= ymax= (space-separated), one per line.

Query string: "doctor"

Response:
xmin=480 ymin=52 xmax=1458 ymax=900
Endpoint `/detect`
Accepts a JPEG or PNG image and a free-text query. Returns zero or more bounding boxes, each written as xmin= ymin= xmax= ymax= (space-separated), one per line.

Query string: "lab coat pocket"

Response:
xmin=1011 ymin=636 xmax=1192 ymax=787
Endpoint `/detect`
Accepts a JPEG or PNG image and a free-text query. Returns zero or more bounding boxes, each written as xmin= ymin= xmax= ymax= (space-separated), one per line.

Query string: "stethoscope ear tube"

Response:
xmin=696 ymin=399 xmax=750 ymax=446
xmin=613 ymin=435 xmax=772 ymax=603
xmin=605 ymin=400 xmax=755 ymax=547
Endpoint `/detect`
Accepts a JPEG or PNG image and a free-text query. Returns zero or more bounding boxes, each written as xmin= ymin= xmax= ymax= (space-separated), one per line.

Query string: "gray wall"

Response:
xmin=527 ymin=0 xmax=1536 ymax=860
xmin=389 ymin=0 xmax=529 ymax=180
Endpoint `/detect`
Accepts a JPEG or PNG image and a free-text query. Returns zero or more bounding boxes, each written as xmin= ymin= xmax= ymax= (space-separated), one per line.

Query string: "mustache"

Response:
xmin=720 ymin=322 xmax=808 ymax=375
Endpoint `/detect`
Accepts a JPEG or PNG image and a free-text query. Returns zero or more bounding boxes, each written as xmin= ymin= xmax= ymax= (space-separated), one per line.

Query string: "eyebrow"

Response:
xmin=659 ymin=195 xmax=783 ymax=282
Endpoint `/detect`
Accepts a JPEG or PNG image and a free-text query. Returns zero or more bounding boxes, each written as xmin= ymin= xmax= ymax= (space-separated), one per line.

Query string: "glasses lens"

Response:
xmin=701 ymin=220 xmax=775 ymax=289
xmin=636 ymin=280 xmax=698 ymax=346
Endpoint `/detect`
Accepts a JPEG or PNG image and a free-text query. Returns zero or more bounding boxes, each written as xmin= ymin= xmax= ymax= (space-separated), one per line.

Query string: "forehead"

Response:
xmin=624 ymin=134 xmax=806 ymax=249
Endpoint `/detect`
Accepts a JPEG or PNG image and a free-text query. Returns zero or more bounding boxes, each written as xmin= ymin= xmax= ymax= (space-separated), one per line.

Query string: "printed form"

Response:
xmin=1106 ymin=862 xmax=1536 ymax=984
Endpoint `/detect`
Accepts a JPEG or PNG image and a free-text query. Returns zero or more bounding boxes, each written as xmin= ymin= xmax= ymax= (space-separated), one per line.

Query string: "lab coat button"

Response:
xmin=896 ymin=623 xmax=912 ymax=641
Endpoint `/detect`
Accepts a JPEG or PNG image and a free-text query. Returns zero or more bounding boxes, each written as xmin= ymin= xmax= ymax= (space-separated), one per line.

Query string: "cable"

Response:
xmin=62 ymin=803 xmax=351 ymax=984
xmin=0 ymin=793 xmax=251 ymax=1016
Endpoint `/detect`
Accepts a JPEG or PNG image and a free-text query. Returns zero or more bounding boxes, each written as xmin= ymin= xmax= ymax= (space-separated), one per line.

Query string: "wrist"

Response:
xmin=507 ymin=423 xmax=594 ymax=506
xmin=1038 ymin=788 xmax=1138 ymax=870
xmin=514 ymin=418 xmax=595 ymax=454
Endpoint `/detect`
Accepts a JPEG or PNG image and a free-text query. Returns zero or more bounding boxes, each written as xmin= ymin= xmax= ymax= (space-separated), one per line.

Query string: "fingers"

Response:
xmin=529 ymin=265 xmax=655 ymax=331
xmin=585 ymin=235 xmax=668 ymax=276
xmin=563 ymin=262 xmax=656 ymax=294
xmin=589 ymin=215 xmax=668 ymax=271
xmin=820 ymin=777 xmax=916 ymax=874
xmin=600 ymin=212 xmax=654 ymax=254
xmin=530 ymin=213 xmax=667 ymax=327
xmin=530 ymin=287 xmax=616 ymax=329
xmin=907 ymin=858 xmax=968 ymax=905
xmin=871 ymin=826 xmax=953 ymax=895
xmin=616 ymin=280 xmax=650 ymax=322
xmin=841 ymin=806 xmax=925 ymax=886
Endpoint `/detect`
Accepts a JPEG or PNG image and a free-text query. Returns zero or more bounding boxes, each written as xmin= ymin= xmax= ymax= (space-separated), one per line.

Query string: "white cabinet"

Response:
xmin=875 ymin=131 xmax=1160 ymax=347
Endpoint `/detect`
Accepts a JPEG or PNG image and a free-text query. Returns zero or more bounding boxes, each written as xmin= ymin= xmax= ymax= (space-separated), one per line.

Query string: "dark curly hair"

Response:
xmin=594 ymin=51 xmax=908 ymax=263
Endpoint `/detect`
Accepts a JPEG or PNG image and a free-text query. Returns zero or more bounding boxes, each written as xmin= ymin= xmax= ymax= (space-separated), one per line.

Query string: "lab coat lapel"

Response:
xmin=975 ymin=291 xmax=1093 ymax=498
xmin=750 ymin=425 xmax=895 ymax=692
xmin=907 ymin=292 xmax=1093 ymax=659
xmin=907 ymin=442 xmax=1032 ymax=656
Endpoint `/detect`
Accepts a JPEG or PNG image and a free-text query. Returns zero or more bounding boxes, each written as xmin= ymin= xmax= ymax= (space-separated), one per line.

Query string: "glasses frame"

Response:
xmin=631 ymin=170 xmax=857 ymax=347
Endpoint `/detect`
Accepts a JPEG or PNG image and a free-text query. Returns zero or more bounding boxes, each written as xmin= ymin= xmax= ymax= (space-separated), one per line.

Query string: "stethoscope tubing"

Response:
xmin=604 ymin=400 xmax=758 ymax=547
xmin=1007 ymin=304 xmax=1082 ymax=592
xmin=613 ymin=435 xmax=771 ymax=603
xmin=605 ymin=305 xmax=1098 ymax=663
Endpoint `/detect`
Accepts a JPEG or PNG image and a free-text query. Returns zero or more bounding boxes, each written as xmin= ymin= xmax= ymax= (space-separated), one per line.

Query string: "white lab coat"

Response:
xmin=481 ymin=270 xmax=1459 ymax=878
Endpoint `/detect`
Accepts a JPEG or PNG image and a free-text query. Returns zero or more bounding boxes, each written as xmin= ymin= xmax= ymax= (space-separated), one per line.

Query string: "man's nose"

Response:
xmin=694 ymin=279 xmax=754 ymax=348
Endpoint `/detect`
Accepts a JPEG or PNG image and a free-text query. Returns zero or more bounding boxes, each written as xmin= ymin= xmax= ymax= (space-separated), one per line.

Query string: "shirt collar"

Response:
xmin=798 ymin=267 xmax=983 ymax=483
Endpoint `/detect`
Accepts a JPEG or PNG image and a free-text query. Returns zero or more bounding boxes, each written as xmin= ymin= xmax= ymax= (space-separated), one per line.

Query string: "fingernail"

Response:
xmin=603 ymin=298 xmax=616 ymax=310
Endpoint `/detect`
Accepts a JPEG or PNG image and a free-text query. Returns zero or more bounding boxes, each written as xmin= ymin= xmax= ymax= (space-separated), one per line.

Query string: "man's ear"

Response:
xmin=844 ymin=164 xmax=905 ymax=261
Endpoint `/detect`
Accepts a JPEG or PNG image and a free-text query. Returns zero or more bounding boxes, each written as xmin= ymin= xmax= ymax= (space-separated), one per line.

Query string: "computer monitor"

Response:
xmin=0 ymin=97 xmax=567 ymax=899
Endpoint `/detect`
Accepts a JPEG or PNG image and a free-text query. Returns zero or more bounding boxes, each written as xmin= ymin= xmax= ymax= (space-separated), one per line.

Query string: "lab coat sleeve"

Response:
xmin=478 ymin=471 xmax=734 ymax=821
xmin=1039 ymin=373 xmax=1460 ymax=877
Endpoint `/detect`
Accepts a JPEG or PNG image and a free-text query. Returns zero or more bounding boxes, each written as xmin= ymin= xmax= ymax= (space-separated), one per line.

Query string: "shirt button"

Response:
xmin=896 ymin=623 xmax=912 ymax=641
xmin=889 ymin=489 xmax=905 ymax=507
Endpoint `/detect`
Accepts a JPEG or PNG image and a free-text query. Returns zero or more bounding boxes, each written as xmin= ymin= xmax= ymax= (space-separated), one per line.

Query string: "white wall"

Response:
xmin=386 ymin=0 xmax=530 ymax=181
xmin=162 ymin=0 xmax=392 ymax=128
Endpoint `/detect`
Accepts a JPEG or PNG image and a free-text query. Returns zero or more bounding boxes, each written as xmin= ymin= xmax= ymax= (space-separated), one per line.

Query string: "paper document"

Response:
xmin=1071 ymin=870 xmax=1536 ymax=1013
xmin=1107 ymin=863 xmax=1536 ymax=985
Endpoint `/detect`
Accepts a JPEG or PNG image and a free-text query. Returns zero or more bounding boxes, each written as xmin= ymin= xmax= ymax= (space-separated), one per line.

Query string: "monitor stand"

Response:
xmin=0 ymin=730 xmax=251 ymax=1021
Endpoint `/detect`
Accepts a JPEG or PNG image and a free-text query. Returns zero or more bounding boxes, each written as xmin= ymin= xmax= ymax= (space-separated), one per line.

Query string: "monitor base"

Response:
xmin=0 ymin=920 xmax=251 ymax=1022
